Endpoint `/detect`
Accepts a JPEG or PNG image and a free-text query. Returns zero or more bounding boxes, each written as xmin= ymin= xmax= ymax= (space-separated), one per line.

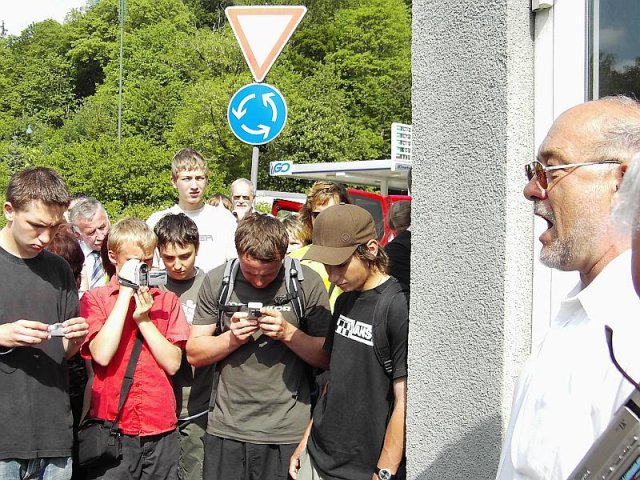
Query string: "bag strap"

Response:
xmin=284 ymin=256 xmax=305 ymax=330
xmin=110 ymin=332 xmax=144 ymax=435
xmin=217 ymin=259 xmax=239 ymax=333
xmin=372 ymin=279 xmax=405 ymax=377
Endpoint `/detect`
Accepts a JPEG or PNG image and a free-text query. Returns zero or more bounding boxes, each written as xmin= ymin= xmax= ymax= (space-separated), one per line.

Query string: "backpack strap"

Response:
xmin=284 ymin=256 xmax=305 ymax=330
xmin=372 ymin=279 xmax=406 ymax=377
xmin=217 ymin=258 xmax=240 ymax=333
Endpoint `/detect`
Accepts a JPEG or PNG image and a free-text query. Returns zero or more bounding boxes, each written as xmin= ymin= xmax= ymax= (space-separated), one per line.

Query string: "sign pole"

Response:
xmin=251 ymin=146 xmax=260 ymax=192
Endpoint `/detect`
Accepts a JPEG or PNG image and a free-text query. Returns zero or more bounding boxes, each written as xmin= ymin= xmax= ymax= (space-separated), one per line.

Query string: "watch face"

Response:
xmin=378 ymin=468 xmax=392 ymax=480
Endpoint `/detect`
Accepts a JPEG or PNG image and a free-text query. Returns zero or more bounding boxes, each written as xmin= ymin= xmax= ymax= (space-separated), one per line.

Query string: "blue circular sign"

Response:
xmin=227 ymin=83 xmax=288 ymax=146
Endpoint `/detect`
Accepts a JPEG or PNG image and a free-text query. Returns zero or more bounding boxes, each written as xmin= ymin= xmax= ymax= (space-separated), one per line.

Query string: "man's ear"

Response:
xmin=3 ymin=202 xmax=14 ymax=223
xmin=616 ymin=162 xmax=629 ymax=191
xmin=171 ymin=176 xmax=178 ymax=189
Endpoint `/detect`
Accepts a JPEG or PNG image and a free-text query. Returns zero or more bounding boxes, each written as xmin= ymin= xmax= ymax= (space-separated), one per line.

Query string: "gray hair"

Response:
xmin=231 ymin=178 xmax=254 ymax=195
xmin=591 ymin=95 xmax=640 ymax=162
xmin=611 ymin=152 xmax=640 ymax=233
xmin=69 ymin=197 xmax=107 ymax=226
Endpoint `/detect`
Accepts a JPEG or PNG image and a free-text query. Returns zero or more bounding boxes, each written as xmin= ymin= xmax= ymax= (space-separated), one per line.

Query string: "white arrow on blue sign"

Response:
xmin=227 ymin=83 xmax=288 ymax=146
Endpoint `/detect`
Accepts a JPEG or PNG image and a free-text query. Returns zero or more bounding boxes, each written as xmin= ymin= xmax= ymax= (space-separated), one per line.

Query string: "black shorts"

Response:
xmin=203 ymin=433 xmax=296 ymax=480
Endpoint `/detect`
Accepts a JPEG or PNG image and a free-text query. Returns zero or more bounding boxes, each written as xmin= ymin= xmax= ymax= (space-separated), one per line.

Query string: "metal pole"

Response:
xmin=117 ymin=0 xmax=125 ymax=144
xmin=250 ymin=146 xmax=260 ymax=192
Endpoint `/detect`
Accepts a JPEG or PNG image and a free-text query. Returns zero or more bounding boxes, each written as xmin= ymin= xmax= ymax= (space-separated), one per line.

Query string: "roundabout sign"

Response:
xmin=227 ymin=83 xmax=287 ymax=146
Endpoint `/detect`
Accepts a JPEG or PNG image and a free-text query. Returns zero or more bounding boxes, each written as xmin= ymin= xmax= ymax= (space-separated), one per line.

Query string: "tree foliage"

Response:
xmin=0 ymin=0 xmax=412 ymax=221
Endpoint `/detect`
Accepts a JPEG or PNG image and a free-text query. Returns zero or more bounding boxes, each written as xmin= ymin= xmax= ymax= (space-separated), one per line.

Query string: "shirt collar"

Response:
xmin=571 ymin=250 xmax=634 ymax=325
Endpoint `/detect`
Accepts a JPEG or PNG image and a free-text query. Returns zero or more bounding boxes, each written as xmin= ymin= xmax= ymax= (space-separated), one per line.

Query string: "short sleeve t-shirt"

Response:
xmin=161 ymin=269 xmax=214 ymax=420
xmin=0 ymin=247 xmax=79 ymax=460
xmin=308 ymin=278 xmax=408 ymax=480
xmin=147 ymin=204 xmax=237 ymax=273
xmin=193 ymin=261 xmax=332 ymax=444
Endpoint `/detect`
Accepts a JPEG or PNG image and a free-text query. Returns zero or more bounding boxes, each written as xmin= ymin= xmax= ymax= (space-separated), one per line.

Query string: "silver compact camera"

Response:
xmin=134 ymin=263 xmax=167 ymax=288
xmin=48 ymin=323 xmax=65 ymax=337
xmin=247 ymin=302 xmax=263 ymax=320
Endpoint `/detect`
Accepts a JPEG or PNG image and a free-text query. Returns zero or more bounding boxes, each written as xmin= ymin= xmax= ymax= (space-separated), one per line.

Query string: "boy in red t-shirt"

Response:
xmin=80 ymin=217 xmax=190 ymax=479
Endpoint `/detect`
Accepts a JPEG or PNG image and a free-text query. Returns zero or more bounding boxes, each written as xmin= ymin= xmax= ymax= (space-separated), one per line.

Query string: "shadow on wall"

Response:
xmin=413 ymin=415 xmax=502 ymax=480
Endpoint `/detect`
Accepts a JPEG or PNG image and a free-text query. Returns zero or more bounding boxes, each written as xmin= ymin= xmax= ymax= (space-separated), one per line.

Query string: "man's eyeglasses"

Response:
xmin=524 ymin=159 xmax=621 ymax=189
xmin=232 ymin=195 xmax=252 ymax=201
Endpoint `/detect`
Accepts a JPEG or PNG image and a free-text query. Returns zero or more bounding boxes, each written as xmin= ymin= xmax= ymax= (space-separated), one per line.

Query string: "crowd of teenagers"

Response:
xmin=6 ymin=93 xmax=640 ymax=480
xmin=0 ymin=148 xmax=411 ymax=480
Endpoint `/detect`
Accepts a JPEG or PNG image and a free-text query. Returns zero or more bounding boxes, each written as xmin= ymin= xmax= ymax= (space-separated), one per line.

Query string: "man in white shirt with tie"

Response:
xmin=69 ymin=198 xmax=110 ymax=291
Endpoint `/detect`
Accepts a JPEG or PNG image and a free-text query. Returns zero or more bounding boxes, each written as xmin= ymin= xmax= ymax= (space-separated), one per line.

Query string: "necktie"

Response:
xmin=89 ymin=251 xmax=104 ymax=289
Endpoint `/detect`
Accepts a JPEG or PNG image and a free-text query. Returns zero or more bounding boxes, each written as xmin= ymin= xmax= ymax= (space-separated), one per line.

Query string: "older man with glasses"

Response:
xmin=230 ymin=178 xmax=256 ymax=221
xmin=496 ymin=96 xmax=640 ymax=480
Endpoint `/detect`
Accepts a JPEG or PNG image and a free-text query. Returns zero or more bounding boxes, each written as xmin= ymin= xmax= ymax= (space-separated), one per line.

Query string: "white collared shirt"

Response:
xmin=79 ymin=240 xmax=106 ymax=290
xmin=496 ymin=251 xmax=640 ymax=480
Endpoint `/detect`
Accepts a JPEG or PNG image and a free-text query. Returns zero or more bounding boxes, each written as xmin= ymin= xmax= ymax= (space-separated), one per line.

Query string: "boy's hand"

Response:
xmin=118 ymin=258 xmax=140 ymax=290
xmin=132 ymin=286 xmax=154 ymax=323
xmin=62 ymin=317 xmax=89 ymax=344
xmin=0 ymin=320 xmax=50 ymax=347
xmin=229 ymin=312 xmax=259 ymax=344
xmin=259 ymin=307 xmax=294 ymax=342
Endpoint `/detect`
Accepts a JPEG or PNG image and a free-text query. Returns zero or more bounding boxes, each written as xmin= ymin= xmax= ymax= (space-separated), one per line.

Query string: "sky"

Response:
xmin=0 ymin=0 xmax=87 ymax=36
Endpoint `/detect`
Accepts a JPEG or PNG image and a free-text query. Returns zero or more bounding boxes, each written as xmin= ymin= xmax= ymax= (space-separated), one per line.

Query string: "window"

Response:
xmin=588 ymin=0 xmax=640 ymax=99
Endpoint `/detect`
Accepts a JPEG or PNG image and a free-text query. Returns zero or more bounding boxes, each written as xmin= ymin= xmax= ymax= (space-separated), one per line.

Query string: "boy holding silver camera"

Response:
xmin=80 ymin=218 xmax=190 ymax=479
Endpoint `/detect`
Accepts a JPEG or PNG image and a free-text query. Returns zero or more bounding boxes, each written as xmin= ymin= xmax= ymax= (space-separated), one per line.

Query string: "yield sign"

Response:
xmin=225 ymin=6 xmax=307 ymax=82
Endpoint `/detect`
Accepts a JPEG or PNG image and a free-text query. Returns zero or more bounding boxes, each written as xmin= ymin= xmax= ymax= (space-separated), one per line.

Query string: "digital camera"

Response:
xmin=134 ymin=263 xmax=167 ymax=288
xmin=247 ymin=302 xmax=263 ymax=319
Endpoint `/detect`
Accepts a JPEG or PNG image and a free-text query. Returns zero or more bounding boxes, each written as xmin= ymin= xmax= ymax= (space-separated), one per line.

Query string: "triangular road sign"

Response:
xmin=226 ymin=6 xmax=307 ymax=82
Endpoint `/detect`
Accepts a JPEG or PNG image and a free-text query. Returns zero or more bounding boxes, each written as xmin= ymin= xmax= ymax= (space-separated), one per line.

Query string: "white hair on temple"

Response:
xmin=611 ymin=153 xmax=640 ymax=233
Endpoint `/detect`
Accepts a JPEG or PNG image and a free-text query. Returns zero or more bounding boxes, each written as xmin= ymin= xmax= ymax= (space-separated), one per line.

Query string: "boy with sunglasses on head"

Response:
xmin=290 ymin=204 xmax=409 ymax=480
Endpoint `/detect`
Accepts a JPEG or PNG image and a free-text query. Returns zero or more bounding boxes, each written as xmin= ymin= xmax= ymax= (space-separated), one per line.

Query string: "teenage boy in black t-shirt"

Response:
xmin=290 ymin=204 xmax=409 ymax=480
xmin=0 ymin=167 xmax=89 ymax=479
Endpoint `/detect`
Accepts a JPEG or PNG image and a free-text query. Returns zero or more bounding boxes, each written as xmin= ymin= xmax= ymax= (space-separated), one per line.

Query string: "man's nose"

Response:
xmin=523 ymin=177 xmax=547 ymax=202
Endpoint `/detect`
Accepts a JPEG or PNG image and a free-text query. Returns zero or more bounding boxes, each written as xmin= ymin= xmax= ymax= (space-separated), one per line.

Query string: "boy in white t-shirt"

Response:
xmin=147 ymin=149 xmax=237 ymax=272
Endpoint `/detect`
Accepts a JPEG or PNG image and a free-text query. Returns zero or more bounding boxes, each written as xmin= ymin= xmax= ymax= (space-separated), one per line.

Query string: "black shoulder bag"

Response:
xmin=77 ymin=332 xmax=143 ymax=468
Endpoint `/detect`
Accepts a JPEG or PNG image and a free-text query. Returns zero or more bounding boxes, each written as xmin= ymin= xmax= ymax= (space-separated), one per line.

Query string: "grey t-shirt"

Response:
xmin=162 ymin=268 xmax=213 ymax=420
xmin=193 ymin=260 xmax=331 ymax=444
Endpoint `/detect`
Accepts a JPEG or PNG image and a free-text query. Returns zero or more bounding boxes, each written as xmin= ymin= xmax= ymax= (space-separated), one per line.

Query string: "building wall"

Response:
xmin=409 ymin=1 xmax=535 ymax=477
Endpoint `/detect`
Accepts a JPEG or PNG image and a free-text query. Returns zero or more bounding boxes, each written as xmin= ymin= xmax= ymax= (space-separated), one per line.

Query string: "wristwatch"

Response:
xmin=375 ymin=467 xmax=396 ymax=480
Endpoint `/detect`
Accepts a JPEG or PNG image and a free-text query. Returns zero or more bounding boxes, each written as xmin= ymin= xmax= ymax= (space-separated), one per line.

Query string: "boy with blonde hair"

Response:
xmin=147 ymin=148 xmax=236 ymax=272
xmin=80 ymin=218 xmax=190 ymax=479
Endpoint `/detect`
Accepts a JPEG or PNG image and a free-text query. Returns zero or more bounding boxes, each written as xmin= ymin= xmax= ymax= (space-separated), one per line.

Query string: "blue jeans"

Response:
xmin=0 ymin=457 xmax=72 ymax=480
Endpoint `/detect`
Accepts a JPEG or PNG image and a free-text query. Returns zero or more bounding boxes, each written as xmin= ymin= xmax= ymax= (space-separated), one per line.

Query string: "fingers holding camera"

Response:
xmin=229 ymin=312 xmax=259 ymax=344
xmin=0 ymin=320 xmax=50 ymax=348
xmin=62 ymin=317 xmax=89 ymax=355
xmin=132 ymin=286 xmax=154 ymax=323
xmin=259 ymin=307 xmax=294 ymax=342
xmin=62 ymin=317 xmax=89 ymax=341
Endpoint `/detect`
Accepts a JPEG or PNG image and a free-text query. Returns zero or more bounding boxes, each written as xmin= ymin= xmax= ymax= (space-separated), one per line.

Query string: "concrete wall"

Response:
xmin=408 ymin=1 xmax=535 ymax=478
